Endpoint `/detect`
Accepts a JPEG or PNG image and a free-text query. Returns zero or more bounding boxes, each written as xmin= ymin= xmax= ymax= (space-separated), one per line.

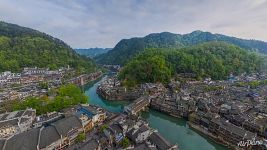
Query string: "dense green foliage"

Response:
xmin=119 ymin=55 xmax=171 ymax=87
xmin=76 ymin=133 xmax=86 ymax=143
xmin=12 ymin=84 xmax=88 ymax=115
xmin=0 ymin=21 xmax=95 ymax=72
xmin=75 ymin=48 xmax=111 ymax=58
xmin=39 ymin=82 xmax=49 ymax=89
xmin=96 ymin=31 xmax=267 ymax=65
xmin=100 ymin=124 xmax=108 ymax=132
xmin=119 ymin=42 xmax=264 ymax=86
xmin=120 ymin=137 xmax=130 ymax=148
xmin=236 ymin=80 xmax=267 ymax=88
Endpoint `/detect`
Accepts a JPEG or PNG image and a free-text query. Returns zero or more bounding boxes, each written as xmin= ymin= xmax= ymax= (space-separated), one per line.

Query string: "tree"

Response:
xmin=0 ymin=21 xmax=96 ymax=73
xmin=120 ymin=137 xmax=130 ymax=148
xmin=12 ymin=84 xmax=88 ymax=115
xmin=119 ymin=42 xmax=264 ymax=86
xmin=76 ymin=133 xmax=86 ymax=143
xmin=100 ymin=124 xmax=108 ymax=132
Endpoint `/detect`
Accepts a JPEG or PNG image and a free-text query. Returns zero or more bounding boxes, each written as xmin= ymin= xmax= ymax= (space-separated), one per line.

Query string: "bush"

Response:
xmin=12 ymin=84 xmax=88 ymax=115
xmin=76 ymin=133 xmax=86 ymax=143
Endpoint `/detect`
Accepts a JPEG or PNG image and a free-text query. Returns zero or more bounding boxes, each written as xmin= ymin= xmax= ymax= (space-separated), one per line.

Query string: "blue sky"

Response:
xmin=1 ymin=0 xmax=267 ymax=48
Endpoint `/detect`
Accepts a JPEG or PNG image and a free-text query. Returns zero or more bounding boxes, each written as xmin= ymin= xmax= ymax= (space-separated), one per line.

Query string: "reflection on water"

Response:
xmin=83 ymin=78 xmax=227 ymax=150
xmin=142 ymin=110 xmax=227 ymax=150
xmin=83 ymin=76 xmax=130 ymax=113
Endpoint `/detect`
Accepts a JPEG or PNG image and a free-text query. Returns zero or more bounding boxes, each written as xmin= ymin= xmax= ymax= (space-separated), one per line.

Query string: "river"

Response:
xmin=83 ymin=77 xmax=228 ymax=150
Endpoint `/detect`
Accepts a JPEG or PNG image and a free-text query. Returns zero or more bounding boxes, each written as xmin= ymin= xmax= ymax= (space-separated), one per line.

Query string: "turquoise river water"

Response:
xmin=82 ymin=77 xmax=228 ymax=150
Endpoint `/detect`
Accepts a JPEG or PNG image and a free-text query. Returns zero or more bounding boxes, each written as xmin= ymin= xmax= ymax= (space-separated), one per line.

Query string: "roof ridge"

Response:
xmin=37 ymin=126 xmax=44 ymax=150
xmin=51 ymin=124 xmax=61 ymax=137
xmin=2 ymin=134 xmax=14 ymax=150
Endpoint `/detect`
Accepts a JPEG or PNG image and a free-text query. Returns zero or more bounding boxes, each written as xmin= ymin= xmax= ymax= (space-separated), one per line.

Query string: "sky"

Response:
xmin=1 ymin=0 xmax=267 ymax=48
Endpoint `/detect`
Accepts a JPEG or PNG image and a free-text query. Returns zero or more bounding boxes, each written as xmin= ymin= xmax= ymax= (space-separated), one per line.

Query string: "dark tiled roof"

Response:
xmin=221 ymin=121 xmax=256 ymax=139
xmin=213 ymin=117 xmax=257 ymax=140
xmin=0 ymin=114 xmax=9 ymax=121
xmin=52 ymin=116 xmax=82 ymax=137
xmin=14 ymin=111 xmax=25 ymax=118
xmin=23 ymin=109 xmax=35 ymax=117
xmin=0 ymin=119 xmax=19 ymax=127
xmin=4 ymin=128 xmax=40 ymax=150
xmin=127 ymin=125 xmax=150 ymax=142
xmin=110 ymin=124 xmax=123 ymax=134
xmin=80 ymin=140 xmax=99 ymax=150
xmin=19 ymin=117 xmax=30 ymax=124
xmin=149 ymin=132 xmax=172 ymax=150
xmin=0 ymin=139 xmax=5 ymax=150
xmin=133 ymin=143 xmax=157 ymax=150
xmin=39 ymin=126 xmax=60 ymax=149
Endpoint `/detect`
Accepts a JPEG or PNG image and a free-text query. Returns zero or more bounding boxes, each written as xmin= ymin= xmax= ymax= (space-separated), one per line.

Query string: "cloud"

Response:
xmin=0 ymin=0 xmax=267 ymax=48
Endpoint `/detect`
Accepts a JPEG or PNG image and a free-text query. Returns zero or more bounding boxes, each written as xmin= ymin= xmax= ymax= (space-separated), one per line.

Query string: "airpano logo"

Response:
xmin=237 ymin=138 xmax=266 ymax=147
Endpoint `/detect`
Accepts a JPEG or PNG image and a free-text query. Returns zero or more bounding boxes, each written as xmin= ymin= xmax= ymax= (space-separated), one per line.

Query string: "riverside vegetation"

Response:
xmin=12 ymin=84 xmax=88 ymax=115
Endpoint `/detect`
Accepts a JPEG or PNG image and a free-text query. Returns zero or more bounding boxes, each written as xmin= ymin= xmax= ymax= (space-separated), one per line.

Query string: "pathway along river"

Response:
xmin=82 ymin=77 xmax=228 ymax=150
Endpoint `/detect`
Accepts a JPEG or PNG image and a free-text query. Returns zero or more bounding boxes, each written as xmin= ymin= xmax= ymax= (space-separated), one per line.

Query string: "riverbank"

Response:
xmin=95 ymin=75 xmax=267 ymax=150
xmin=96 ymin=76 xmax=143 ymax=101
xmin=188 ymin=122 xmax=231 ymax=149
xmin=83 ymin=78 xmax=228 ymax=150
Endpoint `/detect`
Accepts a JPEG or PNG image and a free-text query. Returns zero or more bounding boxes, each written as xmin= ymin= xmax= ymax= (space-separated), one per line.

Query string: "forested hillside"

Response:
xmin=75 ymin=48 xmax=111 ymax=58
xmin=0 ymin=21 xmax=95 ymax=72
xmin=119 ymin=42 xmax=264 ymax=87
xmin=96 ymin=31 xmax=267 ymax=65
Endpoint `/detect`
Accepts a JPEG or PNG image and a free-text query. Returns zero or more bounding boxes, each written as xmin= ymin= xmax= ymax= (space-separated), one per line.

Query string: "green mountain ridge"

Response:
xmin=0 ymin=21 xmax=95 ymax=73
xmin=75 ymin=48 xmax=111 ymax=58
xmin=119 ymin=42 xmax=264 ymax=86
xmin=96 ymin=31 xmax=267 ymax=65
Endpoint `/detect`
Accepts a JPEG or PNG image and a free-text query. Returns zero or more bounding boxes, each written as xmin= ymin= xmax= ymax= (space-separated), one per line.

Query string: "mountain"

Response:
xmin=0 ymin=21 xmax=95 ymax=73
xmin=75 ymin=48 xmax=111 ymax=58
xmin=119 ymin=42 xmax=264 ymax=86
xmin=95 ymin=31 xmax=267 ymax=65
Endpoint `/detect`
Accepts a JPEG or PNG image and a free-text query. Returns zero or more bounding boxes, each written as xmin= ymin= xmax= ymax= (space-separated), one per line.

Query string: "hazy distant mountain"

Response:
xmin=95 ymin=31 xmax=267 ymax=65
xmin=0 ymin=21 xmax=95 ymax=72
xmin=75 ymin=48 xmax=111 ymax=58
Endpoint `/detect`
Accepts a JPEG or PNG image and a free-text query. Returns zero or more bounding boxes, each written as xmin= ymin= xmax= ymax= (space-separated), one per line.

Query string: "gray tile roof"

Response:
xmin=4 ymin=128 xmax=40 ymax=150
xmin=127 ymin=124 xmax=150 ymax=142
xmin=211 ymin=117 xmax=256 ymax=140
xmin=0 ymin=139 xmax=5 ymax=150
xmin=0 ymin=119 xmax=19 ymax=127
xmin=23 ymin=109 xmax=35 ymax=117
xmin=0 ymin=114 xmax=9 ymax=121
xmin=149 ymin=132 xmax=172 ymax=150
xmin=80 ymin=140 xmax=99 ymax=150
xmin=14 ymin=111 xmax=24 ymax=118
xmin=52 ymin=116 xmax=82 ymax=137
xmin=39 ymin=126 xmax=60 ymax=149
xmin=19 ymin=117 xmax=30 ymax=124
xmin=110 ymin=124 xmax=123 ymax=134
xmin=132 ymin=143 xmax=157 ymax=150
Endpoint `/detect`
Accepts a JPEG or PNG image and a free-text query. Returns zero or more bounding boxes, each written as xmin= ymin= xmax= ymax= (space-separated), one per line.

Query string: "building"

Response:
xmin=79 ymin=139 xmax=101 ymax=150
xmin=77 ymin=104 xmax=107 ymax=124
xmin=0 ymin=108 xmax=36 ymax=139
xmin=148 ymin=132 xmax=178 ymax=150
xmin=209 ymin=117 xmax=257 ymax=147
xmin=127 ymin=124 xmax=151 ymax=144
xmin=33 ymin=112 xmax=64 ymax=128
xmin=0 ymin=115 xmax=84 ymax=150
xmin=124 ymin=96 xmax=150 ymax=115
xmin=22 ymin=67 xmax=49 ymax=75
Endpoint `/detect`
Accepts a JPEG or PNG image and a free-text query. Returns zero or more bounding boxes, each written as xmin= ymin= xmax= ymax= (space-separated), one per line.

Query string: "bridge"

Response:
xmin=68 ymin=71 xmax=102 ymax=86
xmin=124 ymin=96 xmax=150 ymax=115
